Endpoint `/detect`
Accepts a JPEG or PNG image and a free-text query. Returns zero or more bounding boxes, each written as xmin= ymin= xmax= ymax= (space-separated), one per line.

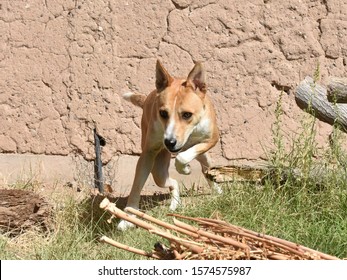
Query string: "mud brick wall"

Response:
xmin=1 ymin=0 xmax=347 ymax=165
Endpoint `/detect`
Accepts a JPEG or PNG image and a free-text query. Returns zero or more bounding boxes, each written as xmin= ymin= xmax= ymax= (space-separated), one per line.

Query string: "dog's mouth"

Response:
xmin=167 ymin=147 xmax=182 ymax=154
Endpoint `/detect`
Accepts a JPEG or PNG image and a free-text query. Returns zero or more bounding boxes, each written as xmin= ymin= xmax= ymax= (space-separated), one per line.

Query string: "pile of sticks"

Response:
xmin=99 ymin=198 xmax=338 ymax=260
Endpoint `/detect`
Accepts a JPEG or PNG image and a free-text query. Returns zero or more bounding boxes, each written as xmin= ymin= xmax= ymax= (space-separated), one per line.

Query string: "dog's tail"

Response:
xmin=123 ymin=92 xmax=146 ymax=108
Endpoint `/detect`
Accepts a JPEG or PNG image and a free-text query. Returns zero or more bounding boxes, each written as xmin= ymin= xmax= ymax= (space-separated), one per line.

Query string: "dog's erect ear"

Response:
xmin=187 ymin=62 xmax=206 ymax=93
xmin=156 ymin=60 xmax=173 ymax=92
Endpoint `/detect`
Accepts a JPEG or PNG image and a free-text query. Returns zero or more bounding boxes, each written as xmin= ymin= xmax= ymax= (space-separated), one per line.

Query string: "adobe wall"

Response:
xmin=1 ymin=0 xmax=346 ymax=188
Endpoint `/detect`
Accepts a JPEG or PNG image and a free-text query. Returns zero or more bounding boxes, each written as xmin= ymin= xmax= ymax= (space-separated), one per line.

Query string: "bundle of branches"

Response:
xmin=99 ymin=198 xmax=338 ymax=260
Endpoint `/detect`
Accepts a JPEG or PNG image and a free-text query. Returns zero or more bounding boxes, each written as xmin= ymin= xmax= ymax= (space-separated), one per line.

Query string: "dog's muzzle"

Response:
xmin=164 ymin=138 xmax=181 ymax=153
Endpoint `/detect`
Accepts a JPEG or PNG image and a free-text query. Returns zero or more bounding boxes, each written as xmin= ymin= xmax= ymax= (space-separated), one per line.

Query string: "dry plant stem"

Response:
xmin=228 ymin=224 xmax=339 ymax=260
xmin=100 ymin=198 xmax=162 ymax=232
xmin=101 ymin=198 xmax=203 ymax=255
xmin=173 ymin=249 xmax=182 ymax=260
xmin=210 ymin=226 xmax=308 ymax=258
xmin=173 ymin=214 xmax=339 ymax=260
xmin=169 ymin=214 xmax=227 ymax=226
xmin=125 ymin=207 xmax=199 ymax=238
xmin=150 ymin=229 xmax=204 ymax=254
xmin=173 ymin=218 xmax=250 ymax=250
xmin=100 ymin=236 xmax=160 ymax=259
xmin=100 ymin=200 xmax=338 ymax=260
xmin=268 ymin=253 xmax=290 ymax=260
xmin=218 ymin=226 xmax=336 ymax=260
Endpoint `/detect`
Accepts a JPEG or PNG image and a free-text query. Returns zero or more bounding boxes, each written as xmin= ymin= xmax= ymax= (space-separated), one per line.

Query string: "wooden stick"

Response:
xmin=100 ymin=236 xmax=160 ymax=259
xmin=173 ymin=249 xmax=182 ymax=260
xmin=232 ymin=225 xmax=339 ymax=260
xmin=100 ymin=198 xmax=163 ymax=232
xmin=208 ymin=221 xmax=337 ymax=260
xmin=203 ymin=216 xmax=337 ymax=260
xmin=149 ymin=229 xmax=205 ymax=254
xmin=125 ymin=207 xmax=199 ymax=238
xmin=169 ymin=214 xmax=229 ymax=227
xmin=100 ymin=199 xmax=338 ymax=260
xmin=173 ymin=218 xmax=250 ymax=250
xmin=268 ymin=253 xmax=290 ymax=260
xmin=198 ymin=224 xmax=308 ymax=258
xmin=171 ymin=214 xmax=339 ymax=260
xmin=100 ymin=198 xmax=203 ymax=254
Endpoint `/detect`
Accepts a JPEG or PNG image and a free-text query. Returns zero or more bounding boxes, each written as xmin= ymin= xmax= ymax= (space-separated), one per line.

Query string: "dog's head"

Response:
xmin=155 ymin=60 xmax=208 ymax=153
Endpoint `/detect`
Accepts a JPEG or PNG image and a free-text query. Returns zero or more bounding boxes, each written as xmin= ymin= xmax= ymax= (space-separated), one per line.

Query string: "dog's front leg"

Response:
xmin=117 ymin=150 xmax=157 ymax=231
xmin=175 ymin=144 xmax=222 ymax=194
xmin=175 ymin=148 xmax=196 ymax=175
xmin=175 ymin=142 xmax=214 ymax=175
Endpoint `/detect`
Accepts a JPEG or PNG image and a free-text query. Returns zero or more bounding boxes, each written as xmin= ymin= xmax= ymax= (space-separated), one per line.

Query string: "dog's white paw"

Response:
xmin=214 ymin=183 xmax=223 ymax=194
xmin=169 ymin=179 xmax=181 ymax=211
xmin=117 ymin=219 xmax=135 ymax=231
xmin=169 ymin=198 xmax=180 ymax=211
xmin=179 ymin=164 xmax=191 ymax=175
xmin=208 ymin=179 xmax=223 ymax=194
xmin=169 ymin=192 xmax=181 ymax=211
xmin=175 ymin=158 xmax=191 ymax=175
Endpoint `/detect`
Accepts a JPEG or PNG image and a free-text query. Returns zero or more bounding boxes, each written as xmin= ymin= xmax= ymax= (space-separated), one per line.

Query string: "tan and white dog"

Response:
xmin=118 ymin=60 xmax=221 ymax=230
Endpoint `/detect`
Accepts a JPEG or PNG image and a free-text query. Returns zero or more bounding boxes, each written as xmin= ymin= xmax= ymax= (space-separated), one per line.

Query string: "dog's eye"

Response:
xmin=182 ymin=112 xmax=192 ymax=120
xmin=159 ymin=110 xmax=169 ymax=119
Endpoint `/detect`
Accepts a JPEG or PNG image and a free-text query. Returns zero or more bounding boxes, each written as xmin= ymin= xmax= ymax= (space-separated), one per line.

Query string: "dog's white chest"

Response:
xmin=185 ymin=117 xmax=211 ymax=147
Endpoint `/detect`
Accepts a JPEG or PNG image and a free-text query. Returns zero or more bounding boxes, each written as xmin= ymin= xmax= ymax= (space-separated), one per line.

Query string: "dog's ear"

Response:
xmin=187 ymin=62 xmax=206 ymax=94
xmin=156 ymin=60 xmax=173 ymax=92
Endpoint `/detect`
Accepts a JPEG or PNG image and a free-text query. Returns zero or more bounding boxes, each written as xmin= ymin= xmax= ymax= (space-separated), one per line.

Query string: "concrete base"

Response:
xmin=0 ymin=154 xmax=76 ymax=185
xmin=0 ymin=154 xmax=215 ymax=196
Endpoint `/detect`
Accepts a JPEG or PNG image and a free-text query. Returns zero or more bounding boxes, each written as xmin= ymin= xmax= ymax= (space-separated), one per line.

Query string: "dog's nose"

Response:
xmin=164 ymin=138 xmax=177 ymax=151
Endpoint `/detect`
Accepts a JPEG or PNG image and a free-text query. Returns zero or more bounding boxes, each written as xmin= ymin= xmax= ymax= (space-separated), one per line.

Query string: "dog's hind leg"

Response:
xmin=196 ymin=153 xmax=222 ymax=194
xmin=151 ymin=149 xmax=180 ymax=211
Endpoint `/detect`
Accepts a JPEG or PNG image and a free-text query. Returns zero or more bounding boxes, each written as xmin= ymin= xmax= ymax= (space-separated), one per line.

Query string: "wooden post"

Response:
xmin=326 ymin=77 xmax=347 ymax=103
xmin=295 ymin=76 xmax=347 ymax=132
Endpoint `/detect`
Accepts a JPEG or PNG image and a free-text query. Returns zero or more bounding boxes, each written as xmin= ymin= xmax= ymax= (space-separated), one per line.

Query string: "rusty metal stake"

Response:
xmin=94 ymin=128 xmax=105 ymax=193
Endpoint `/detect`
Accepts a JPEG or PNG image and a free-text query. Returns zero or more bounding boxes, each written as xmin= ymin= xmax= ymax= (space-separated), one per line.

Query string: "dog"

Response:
xmin=118 ymin=60 xmax=221 ymax=230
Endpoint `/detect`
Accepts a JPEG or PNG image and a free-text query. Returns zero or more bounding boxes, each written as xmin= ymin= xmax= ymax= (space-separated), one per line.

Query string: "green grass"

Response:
xmin=1 ymin=172 xmax=346 ymax=259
